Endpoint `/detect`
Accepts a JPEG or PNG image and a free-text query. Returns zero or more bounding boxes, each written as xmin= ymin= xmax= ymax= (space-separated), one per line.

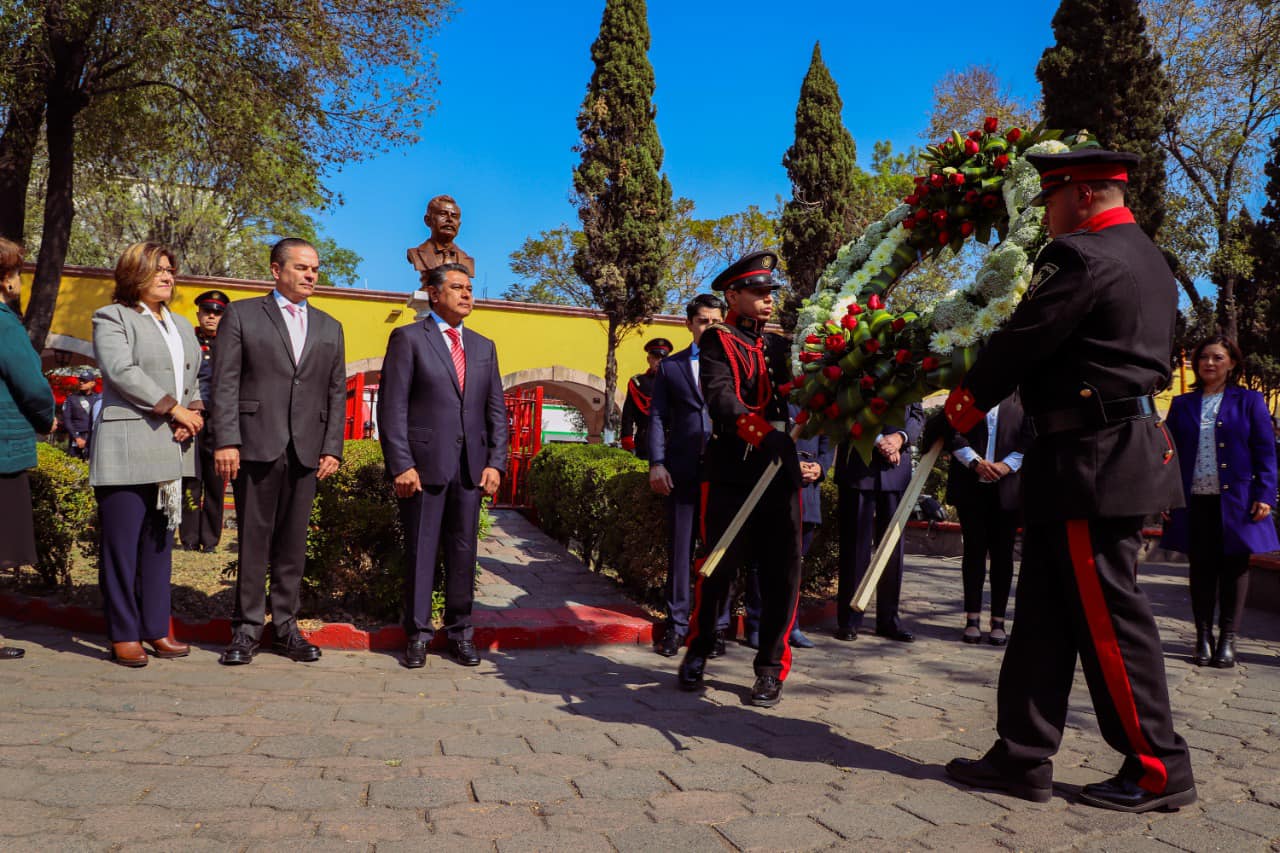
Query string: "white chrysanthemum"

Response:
xmin=951 ymin=323 xmax=978 ymax=347
xmin=987 ymin=294 xmax=1021 ymax=320
xmin=929 ymin=330 xmax=955 ymax=354
xmin=974 ymin=309 xmax=1003 ymax=336
xmin=931 ymin=298 xmax=978 ymax=330
xmin=988 ymin=243 xmax=1029 ymax=282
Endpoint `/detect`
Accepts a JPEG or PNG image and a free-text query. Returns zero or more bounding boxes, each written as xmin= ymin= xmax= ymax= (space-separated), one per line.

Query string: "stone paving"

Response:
xmin=2 ymin=530 xmax=1279 ymax=850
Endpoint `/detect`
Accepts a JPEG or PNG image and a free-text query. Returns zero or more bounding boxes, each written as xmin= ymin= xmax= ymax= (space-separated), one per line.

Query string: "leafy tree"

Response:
xmin=779 ymin=42 xmax=859 ymax=330
xmin=1147 ymin=0 xmax=1280 ymax=337
xmin=504 ymin=225 xmax=593 ymax=306
xmin=1238 ymin=130 xmax=1280 ymax=396
xmin=925 ymin=65 xmax=1040 ymax=144
xmin=1038 ymin=0 xmax=1173 ymax=242
xmin=571 ymin=0 xmax=673 ymax=435
xmin=1 ymin=0 xmax=453 ymax=350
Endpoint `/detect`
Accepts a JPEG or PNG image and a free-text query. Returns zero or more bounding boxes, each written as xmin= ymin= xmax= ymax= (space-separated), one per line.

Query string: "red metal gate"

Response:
xmin=498 ymin=386 xmax=543 ymax=508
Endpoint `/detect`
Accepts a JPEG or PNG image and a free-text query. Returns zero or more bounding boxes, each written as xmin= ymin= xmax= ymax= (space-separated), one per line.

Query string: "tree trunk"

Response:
xmin=1217 ymin=271 xmax=1240 ymax=342
xmin=602 ymin=316 xmax=621 ymax=440
xmin=0 ymin=42 xmax=50 ymax=242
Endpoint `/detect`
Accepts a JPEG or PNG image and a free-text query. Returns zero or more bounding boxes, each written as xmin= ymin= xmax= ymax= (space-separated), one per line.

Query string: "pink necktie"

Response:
xmin=445 ymin=327 xmax=466 ymax=392
xmin=284 ymin=302 xmax=305 ymax=361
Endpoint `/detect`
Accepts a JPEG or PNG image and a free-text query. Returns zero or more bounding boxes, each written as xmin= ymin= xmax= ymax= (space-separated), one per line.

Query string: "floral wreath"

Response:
xmin=786 ymin=118 xmax=1090 ymax=461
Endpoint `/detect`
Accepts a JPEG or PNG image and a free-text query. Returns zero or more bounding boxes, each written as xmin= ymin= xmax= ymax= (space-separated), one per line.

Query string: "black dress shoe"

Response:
xmin=404 ymin=639 xmax=429 ymax=669
xmin=219 ymin=634 xmax=258 ymax=666
xmin=0 ymin=646 xmax=24 ymax=660
xmin=677 ymin=654 xmax=706 ymax=690
xmin=875 ymin=627 xmax=915 ymax=643
xmin=788 ymin=628 xmax=815 ymax=648
xmin=1079 ymin=775 xmax=1197 ymax=813
xmin=656 ymin=626 xmax=683 ymax=657
xmin=749 ymin=674 xmax=783 ymax=707
xmin=945 ymin=756 xmax=1052 ymax=803
xmin=710 ymin=629 xmax=727 ymax=658
xmin=449 ymin=639 xmax=481 ymax=666
xmin=1192 ymin=622 xmax=1213 ymax=666
xmin=833 ymin=628 xmax=857 ymax=641
xmin=272 ymin=629 xmax=322 ymax=662
xmin=1211 ymin=631 xmax=1236 ymax=668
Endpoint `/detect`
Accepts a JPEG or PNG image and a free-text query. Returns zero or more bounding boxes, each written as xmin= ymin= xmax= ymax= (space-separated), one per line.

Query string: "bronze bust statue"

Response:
xmin=406 ymin=195 xmax=476 ymax=284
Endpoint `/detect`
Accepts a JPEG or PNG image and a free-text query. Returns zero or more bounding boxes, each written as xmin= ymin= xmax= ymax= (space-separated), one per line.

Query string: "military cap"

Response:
xmin=194 ymin=289 xmax=230 ymax=312
xmin=644 ymin=338 xmax=673 ymax=357
xmin=711 ymin=250 xmax=781 ymax=292
xmin=77 ymin=370 xmax=96 ymax=383
xmin=1026 ymin=148 xmax=1140 ymax=206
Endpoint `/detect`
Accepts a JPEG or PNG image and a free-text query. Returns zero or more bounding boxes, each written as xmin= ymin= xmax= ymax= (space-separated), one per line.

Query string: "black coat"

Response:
xmin=963 ymin=214 xmax=1184 ymax=521
xmin=620 ymin=371 xmax=655 ymax=460
xmin=833 ymin=403 xmax=924 ymax=494
xmin=944 ymin=396 xmax=1031 ymax=512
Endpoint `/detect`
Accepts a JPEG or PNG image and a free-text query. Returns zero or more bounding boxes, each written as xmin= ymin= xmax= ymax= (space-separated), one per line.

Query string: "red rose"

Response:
xmin=951 ymin=173 xmax=965 ymax=186
xmin=904 ymin=193 xmax=919 ymax=205
xmin=864 ymin=339 xmax=881 ymax=354
xmin=840 ymin=314 xmax=859 ymax=330
xmin=777 ymin=380 xmax=794 ymax=396
xmin=805 ymin=334 xmax=821 ymax=344
xmin=847 ymin=303 xmax=863 ymax=315
xmin=929 ymin=173 xmax=944 ymax=188
xmin=867 ymin=294 xmax=884 ymax=310
xmin=795 ymin=410 xmax=809 ymax=425
xmin=894 ymin=348 xmax=911 ymax=364
xmin=964 ymin=139 xmax=980 ymax=156
xmin=1006 ymin=127 xmax=1022 ymax=143
xmin=922 ymin=356 xmax=939 ymax=371
xmin=994 ymin=154 xmax=1010 ymax=170
xmin=849 ymin=422 xmax=863 ymax=439
xmin=981 ymin=194 xmax=1000 ymax=209
xmin=823 ymin=365 xmax=842 ymax=381
xmin=808 ymin=392 xmax=828 ymax=410
xmin=891 ymin=317 xmax=907 ymax=332
xmin=914 ymin=209 xmax=930 ymax=223
xmin=918 ymin=183 xmax=931 ymax=196
xmin=825 ymin=336 xmax=846 ymax=353
xmin=913 ymin=175 xmax=926 ymax=186
xmin=984 ymin=116 xmax=999 ymax=133
xmin=959 ymin=221 xmax=974 ymax=237
xmin=902 ymin=218 xmax=916 ymax=230
xmin=964 ymin=189 xmax=979 ymax=204
xmin=870 ymin=397 xmax=889 ymax=415
xmin=938 ymin=231 xmax=951 ymax=245
xmin=800 ymin=351 xmax=821 ymax=363
xmin=824 ymin=403 xmax=841 ymax=419
xmin=967 ymin=129 xmax=983 ymax=141
xmin=932 ymin=210 xmax=948 ymax=227
xmin=860 ymin=375 xmax=876 ymax=390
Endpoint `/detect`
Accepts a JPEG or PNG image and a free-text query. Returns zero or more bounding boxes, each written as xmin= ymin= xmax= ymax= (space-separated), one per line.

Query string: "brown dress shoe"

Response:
xmin=110 ymin=641 xmax=149 ymax=668
xmin=146 ymin=636 xmax=190 ymax=658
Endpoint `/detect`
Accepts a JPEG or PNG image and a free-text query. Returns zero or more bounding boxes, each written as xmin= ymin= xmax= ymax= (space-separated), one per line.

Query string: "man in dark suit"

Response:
xmin=833 ymin=403 xmax=924 ymax=642
xmin=378 ymin=262 xmax=508 ymax=668
xmin=944 ymin=394 xmax=1030 ymax=645
xmin=648 ymin=293 xmax=726 ymax=656
xmin=181 ymin=289 xmax=229 ymax=552
xmin=212 ymin=238 xmax=347 ymax=665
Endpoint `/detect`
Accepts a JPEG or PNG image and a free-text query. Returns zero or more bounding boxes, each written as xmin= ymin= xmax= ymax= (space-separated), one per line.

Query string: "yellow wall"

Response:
xmin=40 ymin=266 xmax=693 ymax=390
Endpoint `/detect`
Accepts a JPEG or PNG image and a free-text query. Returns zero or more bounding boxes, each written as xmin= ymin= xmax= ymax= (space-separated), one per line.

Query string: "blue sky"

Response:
xmin=316 ymin=0 xmax=1063 ymax=298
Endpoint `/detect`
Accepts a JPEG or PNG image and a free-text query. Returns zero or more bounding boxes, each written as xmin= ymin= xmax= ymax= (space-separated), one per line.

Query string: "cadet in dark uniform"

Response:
xmin=942 ymin=150 xmax=1196 ymax=812
xmin=619 ymin=337 xmax=672 ymax=457
xmin=62 ymin=370 xmax=99 ymax=459
xmin=180 ymin=290 xmax=228 ymax=551
xmin=677 ymin=251 xmax=804 ymax=708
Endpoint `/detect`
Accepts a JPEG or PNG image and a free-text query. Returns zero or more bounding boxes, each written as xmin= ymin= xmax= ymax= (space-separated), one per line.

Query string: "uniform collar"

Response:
xmin=725 ymin=309 xmax=763 ymax=335
xmin=1077 ymin=206 xmax=1136 ymax=233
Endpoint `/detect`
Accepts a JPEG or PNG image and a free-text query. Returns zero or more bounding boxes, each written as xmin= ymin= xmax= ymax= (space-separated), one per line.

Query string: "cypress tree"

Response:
xmin=1239 ymin=130 xmax=1280 ymax=395
xmin=780 ymin=42 xmax=859 ymax=330
xmin=1037 ymin=0 xmax=1171 ymax=238
xmin=571 ymin=0 xmax=673 ymax=438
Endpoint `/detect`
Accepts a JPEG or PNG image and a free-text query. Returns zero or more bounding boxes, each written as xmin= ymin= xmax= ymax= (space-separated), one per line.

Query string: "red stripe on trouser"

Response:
xmin=1066 ymin=519 xmax=1169 ymax=793
xmin=776 ymin=488 xmax=804 ymax=681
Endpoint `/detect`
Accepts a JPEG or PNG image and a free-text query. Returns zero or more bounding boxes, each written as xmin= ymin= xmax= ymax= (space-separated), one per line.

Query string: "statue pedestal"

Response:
xmin=407 ymin=290 xmax=433 ymax=319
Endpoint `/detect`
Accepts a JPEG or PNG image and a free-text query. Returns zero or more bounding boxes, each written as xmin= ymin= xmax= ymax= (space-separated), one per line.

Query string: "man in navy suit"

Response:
xmin=833 ymin=403 xmax=924 ymax=641
xmin=378 ymin=263 xmax=509 ymax=668
xmin=648 ymin=293 xmax=727 ymax=657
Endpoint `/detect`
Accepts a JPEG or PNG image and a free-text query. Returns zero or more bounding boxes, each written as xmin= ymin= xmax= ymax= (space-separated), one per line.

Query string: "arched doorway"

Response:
xmin=501 ymin=367 xmax=618 ymax=445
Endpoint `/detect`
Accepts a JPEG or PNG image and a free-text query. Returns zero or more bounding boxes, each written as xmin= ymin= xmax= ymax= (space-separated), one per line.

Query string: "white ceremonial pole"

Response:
xmin=850 ymin=438 xmax=944 ymax=612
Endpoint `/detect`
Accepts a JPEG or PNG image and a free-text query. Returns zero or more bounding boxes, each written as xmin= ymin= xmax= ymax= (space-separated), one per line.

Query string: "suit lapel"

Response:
xmin=680 ymin=350 xmax=703 ymax=404
xmin=261 ymin=297 xmax=297 ymax=369
xmin=297 ymin=308 xmax=319 ymax=367
xmin=422 ymin=319 xmax=462 ymax=397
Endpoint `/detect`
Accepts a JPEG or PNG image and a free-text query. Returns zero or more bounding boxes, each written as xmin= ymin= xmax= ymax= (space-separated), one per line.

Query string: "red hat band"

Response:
xmin=1039 ymin=163 xmax=1130 ymax=192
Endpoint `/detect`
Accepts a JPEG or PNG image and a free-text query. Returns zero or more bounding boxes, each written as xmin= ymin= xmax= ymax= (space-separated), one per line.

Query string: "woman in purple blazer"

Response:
xmin=1161 ymin=335 xmax=1278 ymax=668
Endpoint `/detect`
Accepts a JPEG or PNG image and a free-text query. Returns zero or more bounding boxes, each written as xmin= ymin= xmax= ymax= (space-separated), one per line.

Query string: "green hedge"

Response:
xmin=527 ymin=443 xmax=645 ymax=568
xmin=28 ymin=443 xmax=97 ymax=587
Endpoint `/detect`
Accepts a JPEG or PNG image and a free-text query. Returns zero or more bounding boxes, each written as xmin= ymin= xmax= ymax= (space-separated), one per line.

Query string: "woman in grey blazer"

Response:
xmin=91 ymin=243 xmax=204 ymax=667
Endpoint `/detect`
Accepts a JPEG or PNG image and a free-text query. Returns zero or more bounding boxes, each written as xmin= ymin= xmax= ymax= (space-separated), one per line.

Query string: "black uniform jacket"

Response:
xmin=962 ymin=214 xmax=1184 ymax=522
xmin=699 ymin=316 xmax=793 ymax=488
xmin=620 ymin=371 xmax=655 ymax=460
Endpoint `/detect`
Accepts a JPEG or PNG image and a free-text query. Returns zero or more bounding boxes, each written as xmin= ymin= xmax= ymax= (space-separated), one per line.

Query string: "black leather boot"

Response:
xmin=1193 ymin=623 xmax=1213 ymax=666
xmin=1211 ymin=631 xmax=1236 ymax=668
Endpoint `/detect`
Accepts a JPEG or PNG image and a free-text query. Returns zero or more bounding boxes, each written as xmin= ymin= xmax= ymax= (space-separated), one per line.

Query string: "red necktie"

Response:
xmin=445 ymin=327 xmax=465 ymax=392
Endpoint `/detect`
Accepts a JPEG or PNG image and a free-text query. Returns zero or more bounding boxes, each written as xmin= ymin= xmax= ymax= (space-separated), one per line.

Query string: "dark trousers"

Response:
xmin=399 ymin=464 xmax=480 ymax=643
xmin=180 ymin=442 xmax=225 ymax=550
xmin=956 ymin=489 xmax=1018 ymax=618
xmin=987 ymin=517 xmax=1194 ymax=794
xmin=745 ymin=524 xmax=817 ymax=633
xmin=664 ymin=482 xmax=729 ymax=635
xmin=96 ymin=484 xmax=173 ymax=643
xmin=837 ymin=487 xmax=905 ymax=633
xmin=688 ymin=476 xmax=803 ymax=679
xmin=1187 ymin=495 xmax=1251 ymax=633
xmin=231 ymin=448 xmax=317 ymax=640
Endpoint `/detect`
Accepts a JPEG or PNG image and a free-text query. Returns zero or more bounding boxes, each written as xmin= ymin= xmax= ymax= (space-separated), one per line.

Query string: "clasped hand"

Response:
xmin=875 ymin=432 xmax=905 ymax=466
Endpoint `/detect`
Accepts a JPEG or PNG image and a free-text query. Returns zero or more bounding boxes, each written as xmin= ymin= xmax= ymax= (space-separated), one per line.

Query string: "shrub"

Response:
xmin=527 ymin=443 xmax=645 ymax=567
xmin=27 ymin=443 xmax=97 ymax=588
xmin=597 ymin=471 xmax=669 ymax=600
xmin=801 ymin=478 xmax=841 ymax=594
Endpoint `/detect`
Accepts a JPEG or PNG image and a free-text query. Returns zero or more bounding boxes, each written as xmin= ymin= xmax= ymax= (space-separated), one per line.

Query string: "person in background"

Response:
xmin=620 ymin=337 xmax=672 ymax=457
xmin=945 ymin=393 xmax=1031 ymax=645
xmin=0 ymin=238 xmax=57 ymax=660
xmin=90 ymin=242 xmax=203 ymax=667
xmin=180 ymin=290 xmax=229 ymax=552
xmin=62 ymin=370 xmax=99 ymax=460
xmin=1160 ymin=335 xmax=1277 ymax=668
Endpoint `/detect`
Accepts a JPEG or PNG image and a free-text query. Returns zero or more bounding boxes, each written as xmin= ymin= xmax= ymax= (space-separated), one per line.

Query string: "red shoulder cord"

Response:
xmin=716 ymin=328 xmax=771 ymax=413
xmin=627 ymin=378 xmax=652 ymax=416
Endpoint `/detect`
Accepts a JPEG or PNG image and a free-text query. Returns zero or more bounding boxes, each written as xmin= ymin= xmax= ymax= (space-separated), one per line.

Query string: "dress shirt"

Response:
xmin=952 ymin=404 xmax=1024 ymax=476
xmin=1191 ymin=392 xmax=1224 ymax=495
xmin=272 ymin=290 xmax=307 ymax=362
xmin=428 ymin=311 xmax=464 ymax=350
xmin=689 ymin=342 xmax=700 ymax=387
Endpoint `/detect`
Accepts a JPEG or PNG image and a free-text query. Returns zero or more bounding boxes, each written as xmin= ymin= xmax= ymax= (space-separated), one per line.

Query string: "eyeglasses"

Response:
xmin=154 ymin=265 xmax=177 ymax=276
